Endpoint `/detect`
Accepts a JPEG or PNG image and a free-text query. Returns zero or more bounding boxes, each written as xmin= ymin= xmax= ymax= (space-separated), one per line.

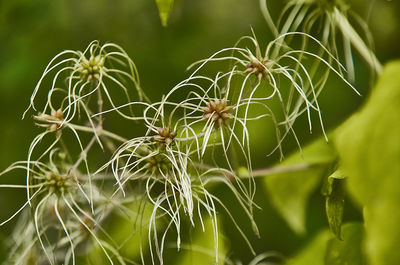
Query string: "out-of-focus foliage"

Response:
xmin=155 ymin=0 xmax=174 ymax=26
xmin=87 ymin=200 xmax=153 ymax=263
xmin=176 ymin=217 xmax=227 ymax=265
xmin=263 ymin=138 xmax=336 ymax=235
xmin=286 ymin=228 xmax=331 ymax=265
xmin=286 ymin=223 xmax=365 ymax=265
xmin=335 ymin=61 xmax=400 ymax=265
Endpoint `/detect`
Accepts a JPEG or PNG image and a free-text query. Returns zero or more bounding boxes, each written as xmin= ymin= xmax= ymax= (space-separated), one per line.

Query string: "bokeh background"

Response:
xmin=0 ymin=0 xmax=399 ymax=263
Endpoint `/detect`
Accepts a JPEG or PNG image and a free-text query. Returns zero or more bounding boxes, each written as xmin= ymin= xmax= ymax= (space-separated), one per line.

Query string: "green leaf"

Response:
xmin=335 ymin=61 xmax=400 ymax=265
xmin=263 ymin=137 xmax=337 ymax=235
xmin=325 ymin=223 xmax=365 ymax=265
xmin=285 ymin=223 xmax=364 ymax=265
xmin=155 ymin=0 xmax=174 ymax=26
xmin=323 ymin=169 xmax=346 ymax=240
xmin=177 ymin=216 xmax=227 ymax=265
xmin=286 ymin=229 xmax=331 ymax=265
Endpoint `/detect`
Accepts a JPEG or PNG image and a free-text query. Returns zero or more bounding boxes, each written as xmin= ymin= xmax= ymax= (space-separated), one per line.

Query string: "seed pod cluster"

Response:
xmin=33 ymin=109 xmax=64 ymax=132
xmin=246 ymin=58 xmax=271 ymax=79
xmin=154 ymin=127 xmax=176 ymax=145
xmin=144 ymin=153 xmax=172 ymax=174
xmin=45 ymin=172 xmax=73 ymax=196
xmin=78 ymin=55 xmax=105 ymax=82
xmin=203 ymin=99 xmax=233 ymax=127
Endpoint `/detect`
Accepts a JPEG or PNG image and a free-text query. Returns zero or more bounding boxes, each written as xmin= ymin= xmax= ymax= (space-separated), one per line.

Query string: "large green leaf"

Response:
xmin=335 ymin=61 xmax=400 ymax=265
xmin=286 ymin=229 xmax=331 ymax=265
xmin=286 ymin=223 xmax=364 ymax=265
xmin=263 ymin=138 xmax=337 ymax=235
xmin=155 ymin=0 xmax=174 ymax=26
xmin=325 ymin=223 xmax=365 ymax=265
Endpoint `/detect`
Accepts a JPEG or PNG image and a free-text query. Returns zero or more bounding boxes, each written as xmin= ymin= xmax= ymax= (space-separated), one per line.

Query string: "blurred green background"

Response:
xmin=0 ymin=0 xmax=399 ymax=263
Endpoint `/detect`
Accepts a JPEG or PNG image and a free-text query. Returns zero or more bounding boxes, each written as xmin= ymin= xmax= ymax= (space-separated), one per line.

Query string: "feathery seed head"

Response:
xmin=78 ymin=54 xmax=105 ymax=82
xmin=203 ymin=99 xmax=233 ymax=127
xmin=51 ymin=109 xmax=63 ymax=120
xmin=33 ymin=109 xmax=64 ymax=132
xmin=144 ymin=152 xmax=172 ymax=174
xmin=246 ymin=58 xmax=272 ymax=79
xmin=154 ymin=127 xmax=177 ymax=145
xmin=45 ymin=172 xmax=73 ymax=196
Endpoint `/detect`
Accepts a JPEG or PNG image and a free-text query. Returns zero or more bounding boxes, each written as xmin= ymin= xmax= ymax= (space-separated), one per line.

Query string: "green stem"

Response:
xmin=251 ymin=163 xmax=315 ymax=177
xmin=195 ymin=161 xmax=330 ymax=178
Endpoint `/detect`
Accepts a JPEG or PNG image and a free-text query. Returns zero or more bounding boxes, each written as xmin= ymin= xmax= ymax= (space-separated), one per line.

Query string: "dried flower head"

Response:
xmin=0 ymin=151 xmax=127 ymax=264
xmin=23 ymin=40 xmax=147 ymax=124
xmin=187 ymin=30 xmax=360 ymax=155
xmin=203 ymin=99 xmax=233 ymax=127
xmin=154 ymin=127 xmax=177 ymax=145
xmin=246 ymin=58 xmax=273 ymax=79
xmin=33 ymin=109 xmax=64 ymax=132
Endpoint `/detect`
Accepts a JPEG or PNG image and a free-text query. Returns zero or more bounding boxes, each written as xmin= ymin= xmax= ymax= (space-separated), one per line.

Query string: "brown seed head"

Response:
xmin=203 ymin=99 xmax=233 ymax=127
xmin=154 ymin=127 xmax=176 ymax=145
xmin=246 ymin=58 xmax=271 ymax=79
xmin=34 ymin=109 xmax=64 ymax=132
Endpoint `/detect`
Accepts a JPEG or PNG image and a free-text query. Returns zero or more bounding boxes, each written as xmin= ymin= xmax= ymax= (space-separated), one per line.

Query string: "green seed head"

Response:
xmin=45 ymin=172 xmax=72 ymax=196
xmin=78 ymin=54 xmax=105 ymax=82
xmin=144 ymin=153 xmax=172 ymax=174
